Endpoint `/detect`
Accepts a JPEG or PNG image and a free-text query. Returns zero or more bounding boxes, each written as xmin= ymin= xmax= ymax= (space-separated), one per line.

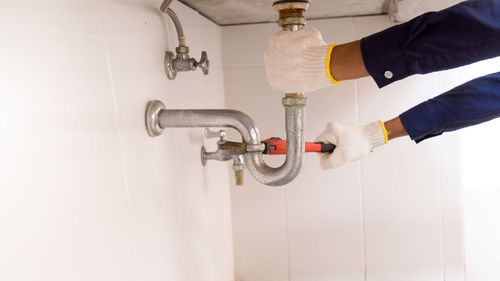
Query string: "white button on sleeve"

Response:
xmin=384 ymin=71 xmax=393 ymax=79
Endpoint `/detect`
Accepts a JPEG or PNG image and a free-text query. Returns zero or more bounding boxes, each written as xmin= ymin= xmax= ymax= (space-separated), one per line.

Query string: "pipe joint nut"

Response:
xmin=246 ymin=143 xmax=266 ymax=153
xmin=282 ymin=95 xmax=308 ymax=107
xmin=278 ymin=16 xmax=306 ymax=27
xmin=176 ymin=45 xmax=189 ymax=54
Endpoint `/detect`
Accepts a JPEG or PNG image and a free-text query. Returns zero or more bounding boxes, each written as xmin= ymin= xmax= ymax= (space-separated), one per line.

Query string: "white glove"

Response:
xmin=264 ymin=27 xmax=340 ymax=93
xmin=315 ymin=121 xmax=388 ymax=170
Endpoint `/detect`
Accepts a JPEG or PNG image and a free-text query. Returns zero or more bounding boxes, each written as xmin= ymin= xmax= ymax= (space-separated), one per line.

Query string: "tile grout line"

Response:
xmin=223 ymin=65 xmax=266 ymax=70
xmin=103 ymin=42 xmax=141 ymax=281
xmin=352 ymin=16 xmax=369 ymax=281
xmin=435 ymin=75 xmax=448 ymax=281
xmin=438 ymin=137 xmax=447 ymax=281
xmin=458 ymin=130 xmax=467 ymax=281
xmin=173 ymin=131 xmax=188 ymax=281
xmin=356 ymin=85 xmax=369 ymax=281
xmin=285 ymin=186 xmax=292 ymax=281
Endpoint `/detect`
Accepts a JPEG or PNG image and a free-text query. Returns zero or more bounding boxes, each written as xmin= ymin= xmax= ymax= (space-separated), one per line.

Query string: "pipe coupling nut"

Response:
xmin=246 ymin=143 xmax=266 ymax=153
xmin=278 ymin=17 xmax=306 ymax=27
xmin=273 ymin=1 xmax=310 ymax=12
xmin=176 ymin=45 xmax=189 ymax=54
xmin=282 ymin=95 xmax=308 ymax=107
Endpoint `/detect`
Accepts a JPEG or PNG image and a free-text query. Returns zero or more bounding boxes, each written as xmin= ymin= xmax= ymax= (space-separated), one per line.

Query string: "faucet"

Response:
xmin=160 ymin=0 xmax=210 ymax=79
xmin=201 ymin=128 xmax=246 ymax=186
xmin=146 ymin=0 xmax=311 ymax=186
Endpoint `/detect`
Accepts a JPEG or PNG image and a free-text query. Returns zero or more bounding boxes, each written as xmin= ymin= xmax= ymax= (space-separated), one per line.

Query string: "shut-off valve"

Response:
xmin=160 ymin=0 xmax=210 ymax=80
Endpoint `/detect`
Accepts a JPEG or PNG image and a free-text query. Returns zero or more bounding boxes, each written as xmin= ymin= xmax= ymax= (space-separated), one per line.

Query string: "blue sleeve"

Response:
xmin=399 ymin=72 xmax=500 ymax=143
xmin=361 ymin=0 xmax=500 ymax=88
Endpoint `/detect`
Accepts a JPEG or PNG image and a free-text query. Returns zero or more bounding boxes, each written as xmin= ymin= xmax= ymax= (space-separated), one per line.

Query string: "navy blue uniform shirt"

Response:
xmin=361 ymin=0 xmax=500 ymax=143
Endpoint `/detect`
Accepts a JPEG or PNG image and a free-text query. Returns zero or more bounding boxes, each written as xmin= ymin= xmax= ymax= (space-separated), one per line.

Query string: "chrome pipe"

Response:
xmin=160 ymin=0 xmax=186 ymax=47
xmin=158 ymin=109 xmax=261 ymax=145
xmin=147 ymin=1 xmax=311 ymax=186
xmin=150 ymin=94 xmax=306 ymax=186
xmin=245 ymin=94 xmax=306 ymax=186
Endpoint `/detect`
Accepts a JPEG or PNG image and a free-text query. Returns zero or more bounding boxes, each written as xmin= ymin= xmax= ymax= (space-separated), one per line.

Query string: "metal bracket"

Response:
xmin=145 ymin=100 xmax=166 ymax=137
xmin=164 ymin=51 xmax=177 ymax=80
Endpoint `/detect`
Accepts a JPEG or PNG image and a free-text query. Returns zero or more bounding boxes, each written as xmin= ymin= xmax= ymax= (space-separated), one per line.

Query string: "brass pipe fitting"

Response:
xmin=273 ymin=0 xmax=310 ymax=28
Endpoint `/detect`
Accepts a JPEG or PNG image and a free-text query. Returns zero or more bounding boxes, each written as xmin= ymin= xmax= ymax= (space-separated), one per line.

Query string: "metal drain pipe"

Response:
xmin=146 ymin=96 xmax=305 ymax=186
xmin=245 ymin=93 xmax=307 ymax=186
xmin=146 ymin=0 xmax=310 ymax=186
xmin=243 ymin=1 xmax=311 ymax=185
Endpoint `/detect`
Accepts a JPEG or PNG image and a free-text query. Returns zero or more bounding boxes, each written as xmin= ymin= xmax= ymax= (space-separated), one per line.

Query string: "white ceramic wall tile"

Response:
xmin=203 ymin=162 xmax=235 ymax=281
xmin=0 ymin=131 xmax=136 ymax=281
xmin=353 ymin=18 xmax=443 ymax=122
xmin=352 ymin=15 xmax=393 ymax=39
xmin=0 ymin=2 xmax=234 ymax=281
xmin=223 ymin=17 xmax=364 ymax=281
xmin=439 ymin=134 xmax=465 ymax=281
xmin=105 ymin=2 xmax=234 ymax=280
xmin=0 ymin=30 xmax=114 ymax=117
xmin=222 ymin=24 xmax=290 ymax=280
xmin=354 ymin=16 xmax=447 ymax=281
xmin=224 ymin=13 xmax=468 ymax=281
xmin=308 ymin=18 xmax=355 ymax=44
xmin=200 ymin=24 xmax=224 ymax=72
xmin=169 ymin=0 xmax=203 ymax=27
xmin=0 ymin=26 xmax=135 ymax=281
xmin=460 ymin=116 xmax=500 ymax=281
xmin=224 ymin=65 xmax=290 ymax=281
xmin=103 ymin=1 xmax=168 ymax=50
xmin=0 ymin=0 xmax=106 ymax=39
xmin=223 ymin=66 xmax=283 ymax=136
xmin=230 ymin=183 xmax=290 ymax=281
xmin=105 ymin=44 xmax=170 ymax=114
xmin=105 ymin=42 xmax=184 ymax=281
xmin=285 ymin=18 xmax=366 ymax=281
xmin=361 ymin=138 xmax=445 ymax=281
xmin=464 ymin=187 xmax=500 ymax=281
xmin=222 ymin=23 xmax=279 ymax=68
xmin=201 ymin=65 xmax=226 ymax=108
xmin=286 ymin=157 xmax=365 ymax=281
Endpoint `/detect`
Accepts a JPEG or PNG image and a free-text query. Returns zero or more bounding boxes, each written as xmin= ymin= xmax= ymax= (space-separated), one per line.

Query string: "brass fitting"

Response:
xmin=272 ymin=0 xmax=310 ymax=28
xmin=235 ymin=170 xmax=244 ymax=186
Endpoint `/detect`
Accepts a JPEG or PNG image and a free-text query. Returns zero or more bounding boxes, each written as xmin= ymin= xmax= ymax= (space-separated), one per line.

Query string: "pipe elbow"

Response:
xmin=244 ymin=96 xmax=306 ymax=186
xmin=221 ymin=110 xmax=261 ymax=145
xmin=245 ymin=152 xmax=304 ymax=186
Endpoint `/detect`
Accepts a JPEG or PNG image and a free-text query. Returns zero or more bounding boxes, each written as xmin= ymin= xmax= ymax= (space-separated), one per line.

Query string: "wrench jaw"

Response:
xmin=262 ymin=138 xmax=286 ymax=155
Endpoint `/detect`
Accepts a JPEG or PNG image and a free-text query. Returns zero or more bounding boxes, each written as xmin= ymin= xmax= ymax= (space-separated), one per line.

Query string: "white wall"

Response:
xmin=388 ymin=0 xmax=463 ymax=22
xmin=456 ymin=58 xmax=500 ymax=281
xmin=0 ymin=1 xmax=234 ymax=281
xmin=2 ymin=2 xmax=498 ymax=281
xmin=221 ymin=15 xmax=500 ymax=281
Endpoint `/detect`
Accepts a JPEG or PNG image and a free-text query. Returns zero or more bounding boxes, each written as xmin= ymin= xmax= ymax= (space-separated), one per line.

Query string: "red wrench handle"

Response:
xmin=263 ymin=138 xmax=335 ymax=155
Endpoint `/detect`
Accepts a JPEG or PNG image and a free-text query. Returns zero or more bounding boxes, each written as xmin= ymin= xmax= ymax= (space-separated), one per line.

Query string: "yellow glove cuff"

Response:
xmin=326 ymin=44 xmax=342 ymax=85
xmin=379 ymin=120 xmax=389 ymax=144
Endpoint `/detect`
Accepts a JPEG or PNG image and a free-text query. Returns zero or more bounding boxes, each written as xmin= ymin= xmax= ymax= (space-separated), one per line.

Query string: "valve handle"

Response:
xmin=196 ymin=51 xmax=210 ymax=75
xmin=204 ymin=128 xmax=226 ymax=140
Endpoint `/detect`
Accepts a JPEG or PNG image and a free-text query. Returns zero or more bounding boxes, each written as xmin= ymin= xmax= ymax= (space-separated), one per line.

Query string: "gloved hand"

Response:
xmin=264 ymin=27 xmax=340 ymax=93
xmin=315 ymin=121 xmax=388 ymax=170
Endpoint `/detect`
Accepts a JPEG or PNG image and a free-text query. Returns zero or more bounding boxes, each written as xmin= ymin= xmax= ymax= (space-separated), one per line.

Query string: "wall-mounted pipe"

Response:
xmin=160 ymin=0 xmax=209 ymax=79
xmin=160 ymin=0 xmax=186 ymax=48
xmin=146 ymin=94 xmax=306 ymax=186
xmin=245 ymin=94 xmax=306 ymax=186
xmin=146 ymin=0 xmax=311 ymax=186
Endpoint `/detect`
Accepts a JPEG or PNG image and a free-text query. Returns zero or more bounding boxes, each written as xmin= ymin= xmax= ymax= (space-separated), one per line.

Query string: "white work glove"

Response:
xmin=264 ymin=27 xmax=340 ymax=93
xmin=315 ymin=121 xmax=388 ymax=170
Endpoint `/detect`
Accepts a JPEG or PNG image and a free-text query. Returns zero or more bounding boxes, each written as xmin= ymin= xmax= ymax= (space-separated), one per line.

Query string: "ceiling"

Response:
xmin=179 ymin=0 xmax=390 ymax=26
